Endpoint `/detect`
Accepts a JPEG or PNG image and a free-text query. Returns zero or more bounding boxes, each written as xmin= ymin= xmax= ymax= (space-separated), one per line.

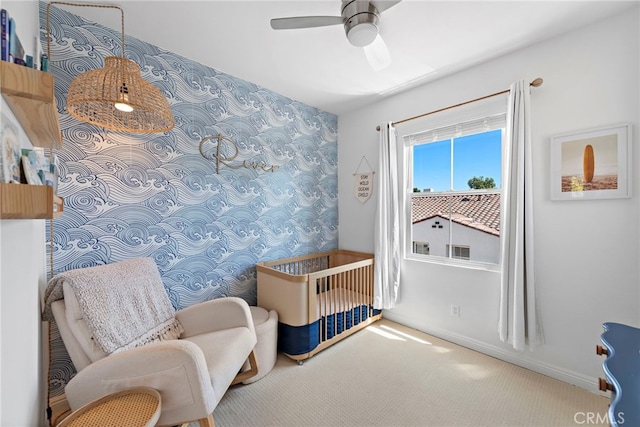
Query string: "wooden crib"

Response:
xmin=256 ymin=250 xmax=382 ymax=363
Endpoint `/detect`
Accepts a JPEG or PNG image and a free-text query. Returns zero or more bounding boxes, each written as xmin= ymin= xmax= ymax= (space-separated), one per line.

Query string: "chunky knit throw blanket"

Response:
xmin=42 ymin=258 xmax=184 ymax=355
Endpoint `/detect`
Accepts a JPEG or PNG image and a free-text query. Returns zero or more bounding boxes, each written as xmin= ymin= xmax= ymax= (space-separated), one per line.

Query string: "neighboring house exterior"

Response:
xmin=411 ymin=192 xmax=501 ymax=264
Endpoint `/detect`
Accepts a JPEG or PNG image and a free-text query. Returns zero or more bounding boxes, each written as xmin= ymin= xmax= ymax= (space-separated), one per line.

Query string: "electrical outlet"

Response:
xmin=450 ymin=304 xmax=460 ymax=317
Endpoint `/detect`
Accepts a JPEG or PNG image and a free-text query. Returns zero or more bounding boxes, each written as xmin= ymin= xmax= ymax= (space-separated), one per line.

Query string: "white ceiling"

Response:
xmin=53 ymin=0 xmax=637 ymax=115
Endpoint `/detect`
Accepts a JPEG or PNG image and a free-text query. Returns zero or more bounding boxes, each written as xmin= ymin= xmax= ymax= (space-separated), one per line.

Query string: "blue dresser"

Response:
xmin=597 ymin=322 xmax=640 ymax=427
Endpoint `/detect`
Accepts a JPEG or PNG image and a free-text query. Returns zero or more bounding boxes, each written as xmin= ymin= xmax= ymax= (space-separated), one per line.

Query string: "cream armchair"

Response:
xmin=45 ymin=258 xmax=258 ymax=427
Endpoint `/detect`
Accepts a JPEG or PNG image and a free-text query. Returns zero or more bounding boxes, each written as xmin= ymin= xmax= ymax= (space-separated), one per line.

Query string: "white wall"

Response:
xmin=1 ymin=2 xmax=48 ymax=425
xmin=338 ymin=6 xmax=640 ymax=393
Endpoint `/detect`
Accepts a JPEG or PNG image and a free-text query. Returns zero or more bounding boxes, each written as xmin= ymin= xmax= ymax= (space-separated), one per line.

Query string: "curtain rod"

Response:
xmin=375 ymin=78 xmax=543 ymax=131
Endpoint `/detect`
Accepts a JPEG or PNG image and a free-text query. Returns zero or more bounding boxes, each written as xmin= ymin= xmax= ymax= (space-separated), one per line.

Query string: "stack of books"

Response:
xmin=1 ymin=8 xmax=36 ymax=68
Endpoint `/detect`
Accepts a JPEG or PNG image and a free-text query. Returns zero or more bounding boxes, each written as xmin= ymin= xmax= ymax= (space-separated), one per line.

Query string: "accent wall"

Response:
xmin=40 ymin=1 xmax=338 ymax=395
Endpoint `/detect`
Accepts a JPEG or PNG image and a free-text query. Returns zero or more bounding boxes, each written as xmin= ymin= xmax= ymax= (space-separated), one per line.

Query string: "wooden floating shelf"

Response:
xmin=0 ymin=183 xmax=63 ymax=219
xmin=0 ymin=60 xmax=62 ymax=149
xmin=1 ymin=60 xmax=64 ymax=219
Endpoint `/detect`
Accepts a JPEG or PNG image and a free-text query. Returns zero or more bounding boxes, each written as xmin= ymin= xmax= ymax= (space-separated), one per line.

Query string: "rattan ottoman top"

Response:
xmin=58 ymin=387 xmax=161 ymax=427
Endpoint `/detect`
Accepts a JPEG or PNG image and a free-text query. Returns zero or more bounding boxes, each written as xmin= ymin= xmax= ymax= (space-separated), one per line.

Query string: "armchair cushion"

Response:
xmin=51 ymin=299 xmax=99 ymax=371
xmin=184 ymin=327 xmax=256 ymax=398
xmin=177 ymin=297 xmax=258 ymax=398
xmin=44 ymin=258 xmax=183 ymax=355
xmin=176 ymin=297 xmax=257 ymax=337
xmin=63 ymin=283 xmax=108 ymax=363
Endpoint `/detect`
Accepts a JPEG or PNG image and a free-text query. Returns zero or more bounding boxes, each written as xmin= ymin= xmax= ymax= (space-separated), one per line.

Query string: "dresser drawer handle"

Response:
xmin=596 ymin=345 xmax=609 ymax=356
xmin=599 ymin=377 xmax=613 ymax=392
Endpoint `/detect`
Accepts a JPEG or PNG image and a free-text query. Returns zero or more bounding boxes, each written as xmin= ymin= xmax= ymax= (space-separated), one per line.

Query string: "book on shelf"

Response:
xmin=8 ymin=16 xmax=13 ymax=62
xmin=1 ymin=8 xmax=8 ymax=62
xmin=8 ymin=17 xmax=24 ymax=64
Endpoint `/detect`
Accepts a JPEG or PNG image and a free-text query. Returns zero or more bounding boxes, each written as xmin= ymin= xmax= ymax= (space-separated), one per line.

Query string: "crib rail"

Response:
xmin=259 ymin=250 xmax=371 ymax=276
xmin=270 ymin=254 xmax=330 ymax=276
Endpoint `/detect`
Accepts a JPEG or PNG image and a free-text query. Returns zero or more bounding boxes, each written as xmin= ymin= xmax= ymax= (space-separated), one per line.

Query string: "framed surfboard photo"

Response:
xmin=550 ymin=123 xmax=631 ymax=201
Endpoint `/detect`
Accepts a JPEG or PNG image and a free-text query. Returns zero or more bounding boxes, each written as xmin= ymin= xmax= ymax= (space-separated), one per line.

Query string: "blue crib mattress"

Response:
xmin=278 ymin=305 xmax=382 ymax=356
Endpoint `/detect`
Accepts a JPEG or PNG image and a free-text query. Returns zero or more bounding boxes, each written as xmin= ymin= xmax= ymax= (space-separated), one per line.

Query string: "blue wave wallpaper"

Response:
xmin=40 ymin=2 xmax=338 ymax=396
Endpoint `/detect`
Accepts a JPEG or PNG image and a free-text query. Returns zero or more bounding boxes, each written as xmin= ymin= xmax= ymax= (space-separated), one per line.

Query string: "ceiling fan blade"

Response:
xmin=364 ymin=34 xmax=392 ymax=71
xmin=371 ymin=0 xmax=401 ymax=14
xmin=270 ymin=16 xmax=344 ymax=30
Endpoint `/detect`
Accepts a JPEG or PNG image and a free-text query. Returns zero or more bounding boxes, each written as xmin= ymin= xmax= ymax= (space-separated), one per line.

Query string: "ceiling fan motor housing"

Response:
xmin=342 ymin=1 xmax=380 ymax=47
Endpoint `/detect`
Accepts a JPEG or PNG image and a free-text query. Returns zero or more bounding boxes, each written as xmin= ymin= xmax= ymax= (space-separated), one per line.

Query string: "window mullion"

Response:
xmin=449 ymin=138 xmax=454 ymax=258
xmin=449 ymin=138 xmax=454 ymax=191
xmin=448 ymin=195 xmax=453 ymax=259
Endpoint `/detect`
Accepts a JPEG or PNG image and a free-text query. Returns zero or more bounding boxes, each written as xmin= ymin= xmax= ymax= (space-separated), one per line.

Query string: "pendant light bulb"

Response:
xmin=114 ymin=83 xmax=133 ymax=112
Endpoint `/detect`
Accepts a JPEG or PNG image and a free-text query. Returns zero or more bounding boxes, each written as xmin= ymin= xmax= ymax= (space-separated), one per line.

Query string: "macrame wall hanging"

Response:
xmin=353 ymin=156 xmax=374 ymax=203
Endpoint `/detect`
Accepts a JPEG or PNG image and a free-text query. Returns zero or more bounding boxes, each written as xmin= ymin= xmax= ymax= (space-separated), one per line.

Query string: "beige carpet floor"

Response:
xmin=213 ymin=319 xmax=609 ymax=427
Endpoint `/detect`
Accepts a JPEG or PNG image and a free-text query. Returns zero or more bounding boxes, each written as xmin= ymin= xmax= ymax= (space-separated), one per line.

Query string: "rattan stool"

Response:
xmin=57 ymin=387 xmax=161 ymax=427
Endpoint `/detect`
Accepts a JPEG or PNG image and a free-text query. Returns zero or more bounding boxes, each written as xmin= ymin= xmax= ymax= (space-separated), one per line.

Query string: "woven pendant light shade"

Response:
xmin=67 ymin=56 xmax=174 ymax=133
xmin=47 ymin=2 xmax=174 ymax=133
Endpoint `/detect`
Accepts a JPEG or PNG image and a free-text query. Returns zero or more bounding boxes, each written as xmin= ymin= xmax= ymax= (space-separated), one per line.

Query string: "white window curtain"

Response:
xmin=374 ymin=123 xmax=400 ymax=309
xmin=498 ymin=80 xmax=543 ymax=350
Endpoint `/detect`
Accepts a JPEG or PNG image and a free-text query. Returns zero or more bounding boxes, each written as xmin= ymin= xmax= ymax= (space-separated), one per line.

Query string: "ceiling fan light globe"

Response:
xmin=347 ymin=22 xmax=378 ymax=47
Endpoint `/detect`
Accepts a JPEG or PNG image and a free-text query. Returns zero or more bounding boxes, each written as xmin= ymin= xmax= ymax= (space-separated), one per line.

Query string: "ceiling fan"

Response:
xmin=270 ymin=1 xmax=401 ymax=70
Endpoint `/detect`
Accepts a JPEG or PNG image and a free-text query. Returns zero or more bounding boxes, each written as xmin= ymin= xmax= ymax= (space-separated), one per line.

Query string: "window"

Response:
xmin=413 ymin=241 xmax=430 ymax=255
xmin=446 ymin=244 xmax=470 ymax=260
xmin=405 ymin=111 xmax=505 ymax=266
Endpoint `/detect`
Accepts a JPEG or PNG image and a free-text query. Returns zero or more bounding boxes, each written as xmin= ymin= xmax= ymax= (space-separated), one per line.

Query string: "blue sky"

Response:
xmin=412 ymin=129 xmax=502 ymax=192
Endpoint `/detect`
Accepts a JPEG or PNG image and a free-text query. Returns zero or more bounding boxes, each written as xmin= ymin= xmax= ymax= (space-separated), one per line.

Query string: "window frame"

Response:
xmin=399 ymin=97 xmax=507 ymax=272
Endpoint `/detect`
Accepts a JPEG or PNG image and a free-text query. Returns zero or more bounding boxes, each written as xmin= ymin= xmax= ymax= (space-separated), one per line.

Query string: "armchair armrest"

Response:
xmin=65 ymin=340 xmax=215 ymax=426
xmin=176 ymin=297 xmax=256 ymax=338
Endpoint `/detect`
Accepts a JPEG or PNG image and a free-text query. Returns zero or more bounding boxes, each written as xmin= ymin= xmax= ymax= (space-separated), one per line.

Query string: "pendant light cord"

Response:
xmin=46 ymin=148 xmax=55 ymax=425
xmin=47 ymin=2 xmax=125 ymax=60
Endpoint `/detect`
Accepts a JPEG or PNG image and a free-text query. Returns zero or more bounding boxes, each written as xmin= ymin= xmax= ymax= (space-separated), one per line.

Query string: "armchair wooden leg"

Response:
xmin=231 ymin=350 xmax=258 ymax=385
xmin=197 ymin=414 xmax=214 ymax=427
xmin=180 ymin=414 xmax=214 ymax=427
xmin=49 ymin=394 xmax=72 ymax=426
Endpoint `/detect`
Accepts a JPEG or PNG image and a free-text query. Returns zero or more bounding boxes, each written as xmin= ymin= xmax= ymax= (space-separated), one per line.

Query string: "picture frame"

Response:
xmin=550 ymin=123 xmax=632 ymax=201
xmin=21 ymin=155 xmax=42 ymax=185
xmin=1 ymin=112 xmax=22 ymax=183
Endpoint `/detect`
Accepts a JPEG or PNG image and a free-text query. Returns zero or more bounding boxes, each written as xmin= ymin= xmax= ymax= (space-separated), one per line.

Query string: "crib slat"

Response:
xmin=355 ymin=266 xmax=361 ymax=322
xmin=339 ymin=271 xmax=345 ymax=334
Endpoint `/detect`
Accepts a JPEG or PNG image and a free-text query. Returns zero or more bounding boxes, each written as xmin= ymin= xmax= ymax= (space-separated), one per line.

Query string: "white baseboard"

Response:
xmin=382 ymin=311 xmax=607 ymax=397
